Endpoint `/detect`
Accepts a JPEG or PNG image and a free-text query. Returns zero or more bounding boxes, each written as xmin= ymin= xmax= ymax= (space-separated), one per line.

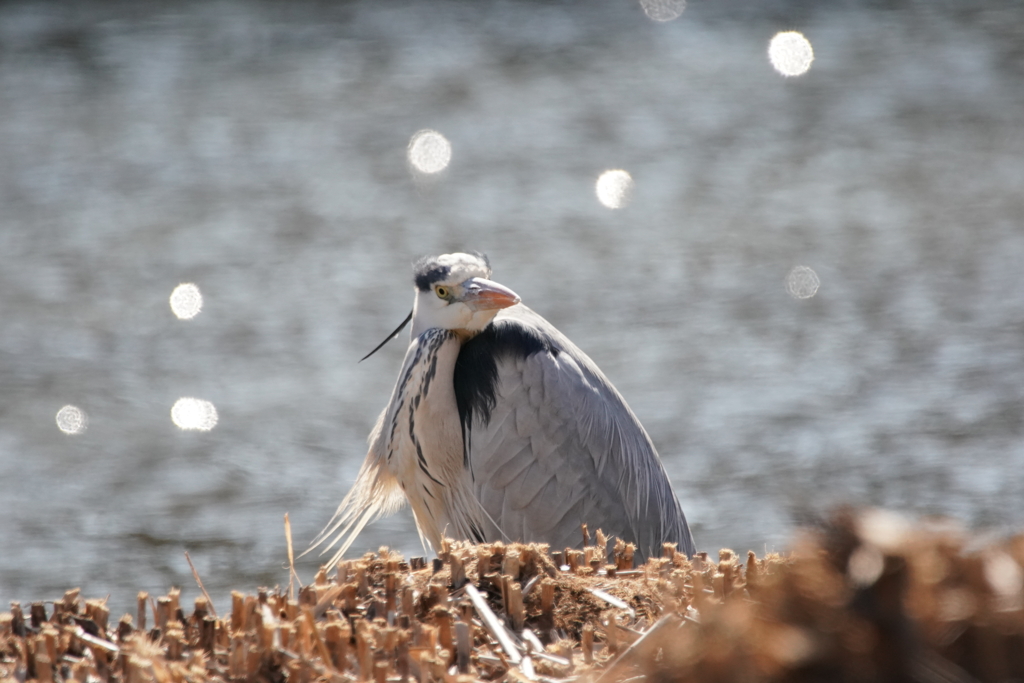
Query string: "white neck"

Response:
xmin=377 ymin=328 xmax=483 ymax=551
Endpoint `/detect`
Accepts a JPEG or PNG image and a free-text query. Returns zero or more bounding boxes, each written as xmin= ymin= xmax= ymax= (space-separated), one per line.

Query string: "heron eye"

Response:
xmin=435 ymin=286 xmax=449 ymax=299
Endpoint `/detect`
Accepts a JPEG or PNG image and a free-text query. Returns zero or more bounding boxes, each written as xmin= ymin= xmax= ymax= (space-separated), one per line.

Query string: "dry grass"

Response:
xmin=4 ymin=509 xmax=1024 ymax=682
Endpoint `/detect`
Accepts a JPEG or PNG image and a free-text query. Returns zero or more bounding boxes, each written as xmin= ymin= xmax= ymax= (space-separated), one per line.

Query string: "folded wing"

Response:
xmin=453 ymin=305 xmax=695 ymax=561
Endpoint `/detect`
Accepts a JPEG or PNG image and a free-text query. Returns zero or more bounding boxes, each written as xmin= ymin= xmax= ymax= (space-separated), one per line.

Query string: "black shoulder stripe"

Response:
xmin=453 ymin=318 xmax=559 ymax=436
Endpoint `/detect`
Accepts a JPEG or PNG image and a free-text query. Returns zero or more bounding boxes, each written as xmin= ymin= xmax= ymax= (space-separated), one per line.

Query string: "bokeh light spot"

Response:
xmin=55 ymin=405 xmax=87 ymax=435
xmin=171 ymin=397 xmax=219 ymax=431
xmin=595 ymin=169 xmax=634 ymax=209
xmin=170 ymin=283 xmax=203 ymax=320
xmin=639 ymin=0 xmax=685 ymax=22
xmin=984 ymin=552 xmax=1024 ymax=598
xmin=768 ymin=31 xmax=815 ymax=77
xmin=857 ymin=509 xmax=911 ymax=553
xmin=785 ymin=265 xmax=820 ymax=299
xmin=407 ymin=129 xmax=452 ymax=174
xmin=848 ymin=545 xmax=884 ymax=586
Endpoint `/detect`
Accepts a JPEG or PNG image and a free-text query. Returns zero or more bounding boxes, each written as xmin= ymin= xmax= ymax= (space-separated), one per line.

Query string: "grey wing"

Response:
xmin=459 ymin=305 xmax=695 ymax=561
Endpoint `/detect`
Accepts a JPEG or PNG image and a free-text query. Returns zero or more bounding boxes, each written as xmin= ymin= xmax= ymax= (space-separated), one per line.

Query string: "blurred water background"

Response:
xmin=2 ymin=0 xmax=1024 ymax=617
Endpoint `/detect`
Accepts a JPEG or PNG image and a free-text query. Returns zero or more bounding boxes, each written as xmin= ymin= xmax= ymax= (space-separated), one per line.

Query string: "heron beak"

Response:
xmin=461 ymin=278 xmax=521 ymax=311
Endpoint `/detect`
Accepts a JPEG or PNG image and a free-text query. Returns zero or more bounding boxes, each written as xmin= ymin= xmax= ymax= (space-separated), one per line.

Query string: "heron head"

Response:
xmin=410 ymin=252 xmax=520 ymax=338
xmin=359 ymin=252 xmax=521 ymax=362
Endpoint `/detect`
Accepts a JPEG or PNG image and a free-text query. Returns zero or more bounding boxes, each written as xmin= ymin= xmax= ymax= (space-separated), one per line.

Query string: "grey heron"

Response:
xmin=313 ymin=252 xmax=695 ymax=565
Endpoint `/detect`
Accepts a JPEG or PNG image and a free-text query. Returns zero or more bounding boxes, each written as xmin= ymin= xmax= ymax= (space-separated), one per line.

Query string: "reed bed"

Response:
xmin=4 ymin=509 xmax=1024 ymax=682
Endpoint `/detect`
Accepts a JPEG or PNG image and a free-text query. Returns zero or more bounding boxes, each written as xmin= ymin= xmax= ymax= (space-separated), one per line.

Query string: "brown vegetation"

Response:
xmin=4 ymin=510 xmax=1024 ymax=682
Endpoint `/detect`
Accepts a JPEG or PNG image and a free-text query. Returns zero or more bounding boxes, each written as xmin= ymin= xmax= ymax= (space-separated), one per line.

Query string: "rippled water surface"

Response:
xmin=2 ymin=0 xmax=1023 ymax=616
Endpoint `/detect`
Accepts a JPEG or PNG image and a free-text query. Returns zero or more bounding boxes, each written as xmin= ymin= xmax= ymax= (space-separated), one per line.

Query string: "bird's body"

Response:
xmin=314 ymin=253 xmax=695 ymax=566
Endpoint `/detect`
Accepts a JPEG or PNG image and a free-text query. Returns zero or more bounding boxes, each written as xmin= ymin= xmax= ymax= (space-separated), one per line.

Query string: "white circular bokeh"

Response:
xmin=639 ymin=0 xmax=685 ymax=22
xmin=170 ymin=283 xmax=203 ymax=320
xmin=785 ymin=265 xmax=821 ymax=299
xmin=171 ymin=397 xmax=219 ymax=431
xmin=595 ymin=169 xmax=634 ymax=209
xmin=56 ymin=405 xmax=87 ymax=435
xmin=407 ymin=129 xmax=452 ymax=174
xmin=768 ymin=31 xmax=815 ymax=77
